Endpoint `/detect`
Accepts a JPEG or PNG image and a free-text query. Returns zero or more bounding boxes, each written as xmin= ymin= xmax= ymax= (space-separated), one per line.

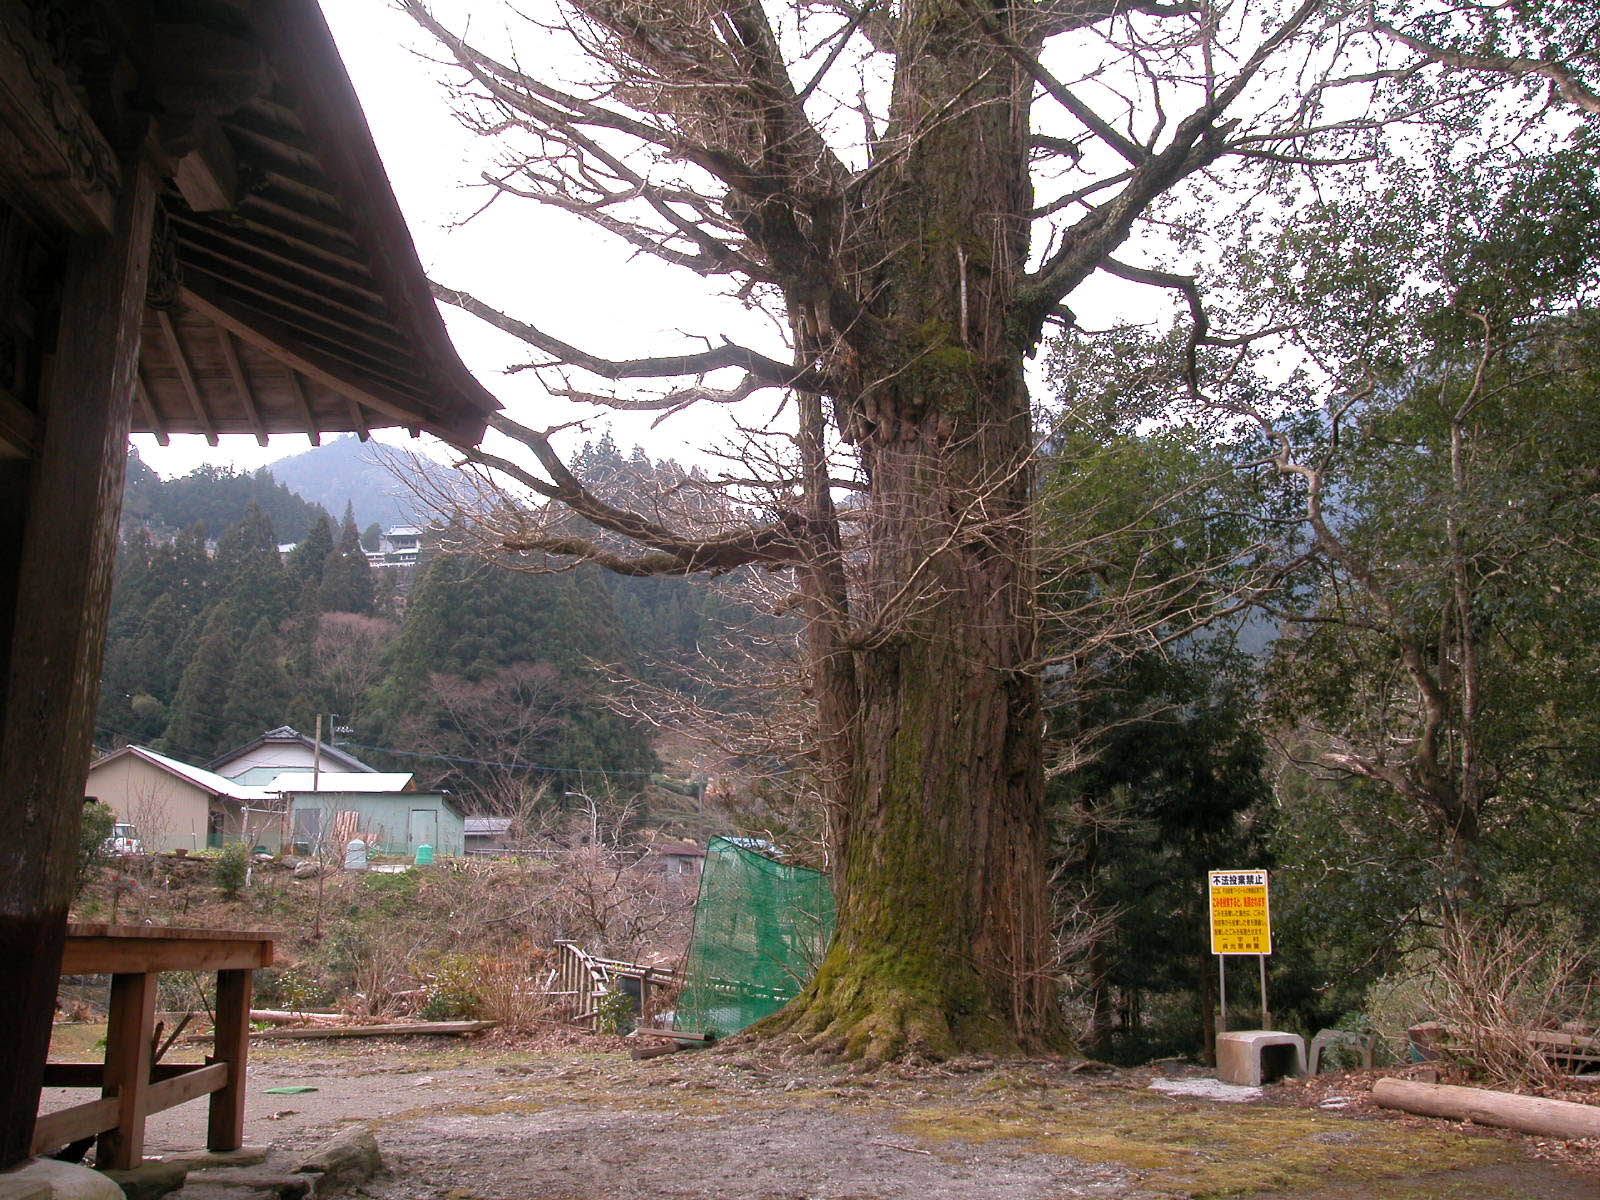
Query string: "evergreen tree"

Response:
xmin=213 ymin=503 xmax=295 ymax=637
xmin=319 ymin=505 xmax=375 ymax=614
xmin=219 ymin=619 xmax=294 ymax=751
xmin=287 ymin=511 xmax=334 ymax=587
xmin=162 ymin=602 xmax=241 ymax=760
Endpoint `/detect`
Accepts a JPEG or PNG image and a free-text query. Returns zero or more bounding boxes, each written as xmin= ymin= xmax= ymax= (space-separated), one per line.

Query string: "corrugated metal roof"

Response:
xmin=92 ymin=745 xmax=273 ymax=804
xmin=266 ymin=771 xmax=415 ymax=793
xmin=464 ymin=817 xmax=513 ymax=835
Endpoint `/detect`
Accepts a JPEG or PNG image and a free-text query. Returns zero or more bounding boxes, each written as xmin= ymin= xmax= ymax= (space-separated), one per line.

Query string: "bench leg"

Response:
xmin=99 ymin=971 xmax=156 ymax=1169
xmin=207 ymin=969 xmax=252 ymax=1151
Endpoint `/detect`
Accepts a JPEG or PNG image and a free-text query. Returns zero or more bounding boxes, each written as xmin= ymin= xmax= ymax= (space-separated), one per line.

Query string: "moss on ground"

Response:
xmin=893 ymin=1086 xmax=1519 ymax=1198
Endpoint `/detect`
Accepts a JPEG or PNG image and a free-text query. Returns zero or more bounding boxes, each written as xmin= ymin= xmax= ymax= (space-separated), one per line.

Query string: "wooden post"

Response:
xmin=99 ymin=971 xmax=157 ymax=1169
xmin=207 ymin=968 xmax=253 ymax=1151
xmin=0 ymin=152 xmax=157 ymax=1168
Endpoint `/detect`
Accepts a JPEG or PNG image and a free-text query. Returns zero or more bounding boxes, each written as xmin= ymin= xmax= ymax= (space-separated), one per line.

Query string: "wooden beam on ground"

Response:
xmin=216 ymin=328 xmax=268 ymax=446
xmin=0 ymin=153 xmax=157 ymax=1169
xmin=133 ymin=371 xmax=168 ymax=446
xmin=0 ymin=6 xmax=120 ymax=234
xmin=246 ymin=1020 xmax=497 ymax=1040
xmin=155 ymin=309 xmax=217 ymax=446
xmin=1372 ymin=1077 xmax=1600 ymax=1141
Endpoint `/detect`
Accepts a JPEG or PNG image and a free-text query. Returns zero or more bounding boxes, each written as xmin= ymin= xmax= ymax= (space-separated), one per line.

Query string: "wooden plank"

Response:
xmin=155 ymin=309 xmax=217 ymax=446
xmin=248 ymin=1020 xmax=497 ymax=1040
xmin=0 ymin=152 xmax=158 ymax=1169
xmin=61 ymin=936 xmax=273 ymax=975
xmin=207 ymin=969 xmax=251 ymax=1151
xmin=0 ymin=6 xmax=119 ymax=235
xmin=216 ymin=329 xmax=268 ymax=446
xmin=30 ymin=1097 xmax=119 ymax=1155
xmin=99 ymin=970 xmax=157 ymax=1169
xmin=66 ymin=924 xmax=280 ymax=940
xmin=149 ymin=1062 xmax=227 ymax=1116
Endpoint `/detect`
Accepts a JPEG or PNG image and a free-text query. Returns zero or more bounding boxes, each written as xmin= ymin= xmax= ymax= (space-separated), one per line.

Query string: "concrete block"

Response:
xmin=1216 ymin=1030 xmax=1306 ymax=1086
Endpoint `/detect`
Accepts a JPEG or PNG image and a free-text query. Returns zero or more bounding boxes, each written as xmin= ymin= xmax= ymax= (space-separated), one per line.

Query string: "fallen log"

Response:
xmin=632 ymin=1026 xmax=715 ymax=1044
xmin=1372 ymin=1077 xmax=1600 ymax=1140
xmin=250 ymin=1020 xmax=497 ymax=1040
xmin=248 ymin=1009 xmax=344 ymax=1024
xmin=630 ymin=1041 xmax=682 ymax=1061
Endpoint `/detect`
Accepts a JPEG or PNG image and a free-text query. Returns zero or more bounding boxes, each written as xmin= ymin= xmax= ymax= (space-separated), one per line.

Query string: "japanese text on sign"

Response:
xmin=1208 ymin=869 xmax=1271 ymax=955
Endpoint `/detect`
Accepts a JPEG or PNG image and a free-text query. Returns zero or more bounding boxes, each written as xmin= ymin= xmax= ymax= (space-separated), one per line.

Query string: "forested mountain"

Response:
xmin=122 ymin=451 xmax=323 ymax=542
xmin=264 ymin=435 xmax=451 ymax=532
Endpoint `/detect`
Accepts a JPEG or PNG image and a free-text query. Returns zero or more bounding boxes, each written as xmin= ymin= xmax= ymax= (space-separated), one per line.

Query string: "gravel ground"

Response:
xmin=39 ymin=1030 xmax=1600 ymax=1199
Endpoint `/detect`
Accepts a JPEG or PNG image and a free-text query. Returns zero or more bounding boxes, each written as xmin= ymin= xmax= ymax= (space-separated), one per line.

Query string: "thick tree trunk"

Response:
xmin=765 ymin=5 xmax=1063 ymax=1059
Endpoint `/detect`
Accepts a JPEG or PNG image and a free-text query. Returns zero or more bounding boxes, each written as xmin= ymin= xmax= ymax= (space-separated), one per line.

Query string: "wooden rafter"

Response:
xmin=283 ymin=369 xmax=320 ymax=446
xmin=215 ymin=328 xmax=268 ymax=446
xmin=155 ymin=310 xmax=217 ymax=445
xmin=346 ymin=394 xmax=369 ymax=442
xmin=133 ymin=370 xmax=168 ymax=446
xmin=180 ymin=281 xmax=461 ymax=438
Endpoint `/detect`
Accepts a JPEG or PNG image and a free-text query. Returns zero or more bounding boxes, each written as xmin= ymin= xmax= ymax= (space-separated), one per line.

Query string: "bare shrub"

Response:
xmin=1427 ymin=917 xmax=1595 ymax=1089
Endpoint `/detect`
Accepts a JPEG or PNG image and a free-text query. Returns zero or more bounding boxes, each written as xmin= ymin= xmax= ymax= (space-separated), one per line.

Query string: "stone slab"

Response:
xmin=0 ymin=1159 xmax=121 ymax=1200
xmin=152 ymin=1151 xmax=267 ymax=1171
xmin=1216 ymin=1029 xmax=1307 ymax=1086
xmin=100 ymin=1161 xmax=187 ymax=1200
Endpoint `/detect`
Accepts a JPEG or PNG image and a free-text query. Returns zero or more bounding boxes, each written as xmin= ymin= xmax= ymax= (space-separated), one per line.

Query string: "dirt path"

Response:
xmin=41 ymin=1034 xmax=1600 ymax=1198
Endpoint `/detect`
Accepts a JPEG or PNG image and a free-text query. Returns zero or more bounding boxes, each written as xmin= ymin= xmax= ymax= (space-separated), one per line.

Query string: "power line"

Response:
xmin=340 ymin=740 xmax=659 ymax=780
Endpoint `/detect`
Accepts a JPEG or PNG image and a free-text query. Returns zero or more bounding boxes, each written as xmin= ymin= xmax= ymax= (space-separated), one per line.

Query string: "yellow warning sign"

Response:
xmin=1208 ymin=869 xmax=1271 ymax=955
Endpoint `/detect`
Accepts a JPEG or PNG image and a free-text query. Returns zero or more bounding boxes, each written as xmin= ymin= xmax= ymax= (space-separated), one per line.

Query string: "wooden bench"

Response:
xmin=34 ymin=923 xmax=275 ymax=1169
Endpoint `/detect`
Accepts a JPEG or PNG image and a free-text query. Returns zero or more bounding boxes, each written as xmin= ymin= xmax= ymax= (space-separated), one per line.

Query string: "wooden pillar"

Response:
xmin=207 ymin=968 xmax=253 ymax=1151
xmin=0 ymin=153 xmax=157 ymax=1167
xmin=98 ymin=970 xmax=157 ymax=1169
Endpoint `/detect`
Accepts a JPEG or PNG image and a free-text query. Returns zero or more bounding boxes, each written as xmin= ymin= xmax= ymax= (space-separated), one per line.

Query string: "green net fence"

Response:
xmin=673 ymin=837 xmax=836 ymax=1037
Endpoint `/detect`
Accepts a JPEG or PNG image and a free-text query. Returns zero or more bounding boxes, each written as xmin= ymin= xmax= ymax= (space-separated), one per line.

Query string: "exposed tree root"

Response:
xmin=752 ymin=945 xmax=1068 ymax=1066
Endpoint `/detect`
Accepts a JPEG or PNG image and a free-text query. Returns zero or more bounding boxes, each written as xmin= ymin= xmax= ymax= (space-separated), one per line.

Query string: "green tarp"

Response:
xmin=673 ymin=836 xmax=836 ymax=1037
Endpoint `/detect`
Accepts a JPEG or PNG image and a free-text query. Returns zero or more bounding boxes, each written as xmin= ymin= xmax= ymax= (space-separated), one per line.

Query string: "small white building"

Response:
xmin=208 ymin=725 xmax=376 ymax=785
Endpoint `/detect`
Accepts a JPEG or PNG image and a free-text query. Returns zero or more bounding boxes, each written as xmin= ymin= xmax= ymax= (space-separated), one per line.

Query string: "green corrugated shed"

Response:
xmin=286 ymin=790 xmax=466 ymax=856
